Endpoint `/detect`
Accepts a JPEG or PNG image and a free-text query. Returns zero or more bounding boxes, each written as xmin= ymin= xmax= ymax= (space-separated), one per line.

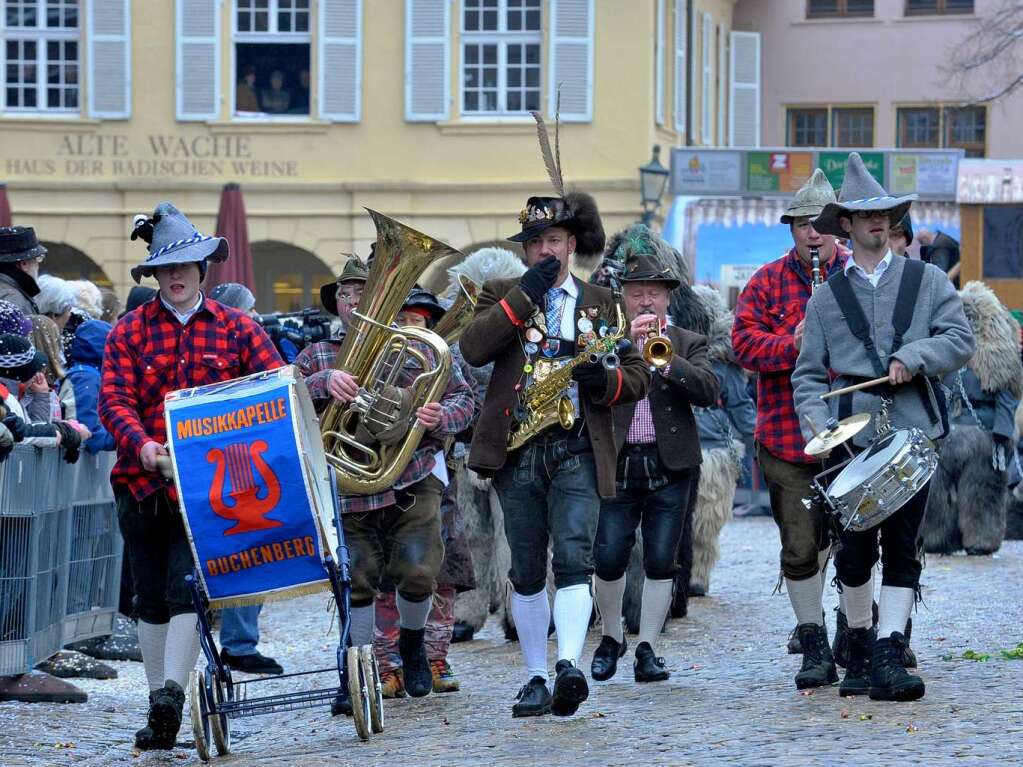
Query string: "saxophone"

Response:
xmin=507 ymin=303 xmax=626 ymax=451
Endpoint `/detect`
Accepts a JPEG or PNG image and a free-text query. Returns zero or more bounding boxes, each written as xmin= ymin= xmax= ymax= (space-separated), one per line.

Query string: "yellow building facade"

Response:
xmin=1 ymin=0 xmax=740 ymax=310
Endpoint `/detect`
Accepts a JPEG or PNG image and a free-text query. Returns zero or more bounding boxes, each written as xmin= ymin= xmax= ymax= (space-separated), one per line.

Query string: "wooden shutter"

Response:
xmin=673 ymin=0 xmax=687 ymax=133
xmin=655 ymin=0 xmax=664 ymax=126
xmin=175 ymin=0 xmax=219 ymax=121
xmin=405 ymin=0 xmax=450 ymax=121
xmin=549 ymin=0 xmax=593 ymax=122
xmin=729 ymin=31 xmax=760 ymax=147
xmin=701 ymin=12 xmax=711 ymax=144
xmin=319 ymin=0 xmax=362 ymax=121
xmin=88 ymin=0 xmax=131 ymax=119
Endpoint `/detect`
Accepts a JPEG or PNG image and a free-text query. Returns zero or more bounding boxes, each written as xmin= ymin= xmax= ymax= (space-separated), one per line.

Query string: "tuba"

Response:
xmin=319 ymin=210 xmax=458 ymax=495
xmin=433 ymin=273 xmax=480 ymax=345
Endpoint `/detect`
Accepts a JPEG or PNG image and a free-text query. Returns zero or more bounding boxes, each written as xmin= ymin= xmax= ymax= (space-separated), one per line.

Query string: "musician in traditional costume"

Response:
xmin=99 ymin=204 xmax=283 ymax=750
xmin=732 ymin=170 xmax=849 ymax=690
xmin=298 ymin=281 xmax=474 ymax=700
xmin=793 ymin=153 xmax=974 ymax=700
xmin=460 ymin=114 xmax=649 ymax=717
xmin=590 ymin=232 xmax=718 ymax=684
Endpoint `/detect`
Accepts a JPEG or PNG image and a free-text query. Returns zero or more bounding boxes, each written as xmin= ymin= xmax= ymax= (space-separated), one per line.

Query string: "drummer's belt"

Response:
xmin=829 ymin=259 xmax=949 ymax=437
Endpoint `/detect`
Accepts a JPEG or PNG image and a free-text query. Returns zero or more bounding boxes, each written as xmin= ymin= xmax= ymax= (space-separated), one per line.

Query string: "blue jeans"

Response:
xmin=594 ymin=445 xmax=699 ymax=581
xmin=220 ymin=604 xmax=262 ymax=656
xmin=493 ymin=430 xmax=600 ymax=595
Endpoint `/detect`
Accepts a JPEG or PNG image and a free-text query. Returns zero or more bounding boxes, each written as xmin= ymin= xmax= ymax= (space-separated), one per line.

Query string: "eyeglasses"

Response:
xmin=852 ymin=210 xmax=889 ymax=221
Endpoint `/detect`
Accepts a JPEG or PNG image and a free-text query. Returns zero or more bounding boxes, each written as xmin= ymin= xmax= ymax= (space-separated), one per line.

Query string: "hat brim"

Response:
xmin=319 ymin=281 xmax=340 ymax=316
xmin=401 ymin=301 xmax=446 ymax=323
xmin=507 ymin=219 xmax=574 ymax=243
xmin=620 ymin=274 xmax=681 ymax=291
xmin=810 ymin=196 xmax=916 ymax=238
xmin=0 ymin=243 xmax=47 ymax=264
xmin=780 ymin=205 xmax=828 ymax=225
xmin=130 ymin=236 xmax=228 ymax=283
xmin=0 ymin=350 xmax=46 ymax=383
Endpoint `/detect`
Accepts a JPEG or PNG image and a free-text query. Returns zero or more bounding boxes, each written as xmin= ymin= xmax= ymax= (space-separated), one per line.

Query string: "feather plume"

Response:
xmin=530 ymin=92 xmax=564 ymax=198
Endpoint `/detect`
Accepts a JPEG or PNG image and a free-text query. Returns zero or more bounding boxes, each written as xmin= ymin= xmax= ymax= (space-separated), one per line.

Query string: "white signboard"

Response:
xmin=670 ymin=149 xmax=743 ymax=195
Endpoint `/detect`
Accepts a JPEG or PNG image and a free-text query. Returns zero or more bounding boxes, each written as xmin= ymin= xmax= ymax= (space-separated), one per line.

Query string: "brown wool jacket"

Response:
xmin=460 ymin=276 xmax=649 ymax=499
xmin=612 ymin=325 xmax=720 ymax=470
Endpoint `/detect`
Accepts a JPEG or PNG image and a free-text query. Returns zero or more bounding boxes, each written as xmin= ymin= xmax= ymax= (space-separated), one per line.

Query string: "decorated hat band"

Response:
xmin=0 ymin=344 xmax=38 ymax=368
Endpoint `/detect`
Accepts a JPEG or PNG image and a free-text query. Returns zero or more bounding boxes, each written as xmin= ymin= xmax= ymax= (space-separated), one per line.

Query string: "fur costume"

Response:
xmin=922 ymin=282 xmax=1022 ymax=555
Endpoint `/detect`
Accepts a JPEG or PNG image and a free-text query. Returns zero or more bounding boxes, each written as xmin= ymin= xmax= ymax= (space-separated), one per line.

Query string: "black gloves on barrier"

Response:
xmin=54 ymin=421 xmax=82 ymax=465
xmin=518 ymin=257 xmax=561 ymax=304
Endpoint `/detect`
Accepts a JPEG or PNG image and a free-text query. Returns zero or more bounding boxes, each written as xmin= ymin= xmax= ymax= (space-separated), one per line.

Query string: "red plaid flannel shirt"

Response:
xmin=732 ymin=246 xmax=848 ymax=463
xmin=100 ymin=297 xmax=283 ymax=500
xmin=295 ymin=336 xmax=474 ymax=514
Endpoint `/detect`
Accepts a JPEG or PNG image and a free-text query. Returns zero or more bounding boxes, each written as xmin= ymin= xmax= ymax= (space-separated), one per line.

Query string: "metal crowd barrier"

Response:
xmin=0 ymin=445 xmax=121 ymax=677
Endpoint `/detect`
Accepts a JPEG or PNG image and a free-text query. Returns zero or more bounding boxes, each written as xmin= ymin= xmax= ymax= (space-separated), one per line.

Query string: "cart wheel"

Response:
xmin=208 ymin=668 xmax=231 ymax=755
xmin=346 ymin=645 xmax=371 ymax=741
xmin=189 ymin=669 xmax=211 ymax=762
xmin=359 ymin=645 xmax=384 ymax=734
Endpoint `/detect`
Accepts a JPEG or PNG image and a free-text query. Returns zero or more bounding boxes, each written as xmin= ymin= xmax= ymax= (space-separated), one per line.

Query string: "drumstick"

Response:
xmin=820 ymin=375 xmax=889 ymax=400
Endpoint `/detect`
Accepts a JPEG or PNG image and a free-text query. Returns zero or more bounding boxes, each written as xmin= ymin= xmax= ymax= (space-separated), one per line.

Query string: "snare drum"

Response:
xmin=824 ymin=428 xmax=938 ymax=532
xmin=164 ymin=365 xmax=338 ymax=607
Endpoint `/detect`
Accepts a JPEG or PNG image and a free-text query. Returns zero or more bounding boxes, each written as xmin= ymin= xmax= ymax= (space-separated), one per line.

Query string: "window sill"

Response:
xmin=436 ymin=120 xmax=537 ymax=136
xmin=207 ymin=119 xmax=331 ymax=134
xmin=0 ymin=115 xmax=100 ymax=131
xmin=793 ymin=17 xmax=883 ymax=25
xmin=894 ymin=13 xmax=978 ymax=22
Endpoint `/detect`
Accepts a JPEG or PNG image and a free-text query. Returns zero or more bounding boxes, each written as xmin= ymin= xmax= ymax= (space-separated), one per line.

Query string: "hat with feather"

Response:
xmin=129 ymin=202 xmax=228 ymax=284
xmin=507 ymin=92 xmax=605 ymax=259
xmin=811 ymin=152 xmax=917 ymax=238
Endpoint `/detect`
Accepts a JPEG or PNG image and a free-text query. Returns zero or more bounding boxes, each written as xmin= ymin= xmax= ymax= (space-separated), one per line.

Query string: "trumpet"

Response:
xmin=641 ymin=318 xmax=673 ymax=369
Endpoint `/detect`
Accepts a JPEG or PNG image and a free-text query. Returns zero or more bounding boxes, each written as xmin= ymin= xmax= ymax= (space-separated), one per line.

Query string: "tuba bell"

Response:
xmin=319 ymin=210 xmax=459 ymax=495
xmin=433 ymin=273 xmax=480 ymax=346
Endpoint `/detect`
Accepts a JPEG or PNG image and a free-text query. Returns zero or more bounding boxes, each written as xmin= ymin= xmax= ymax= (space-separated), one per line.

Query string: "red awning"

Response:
xmin=207 ymin=182 xmax=255 ymax=292
xmin=0 ymin=184 xmax=12 ymax=227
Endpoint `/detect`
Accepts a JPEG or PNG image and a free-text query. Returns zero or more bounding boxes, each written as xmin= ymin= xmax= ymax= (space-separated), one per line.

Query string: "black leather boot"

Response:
xmin=870 ymin=632 xmax=925 ymax=701
xmin=511 ymin=676 xmax=551 ymax=718
xmin=140 ymin=680 xmax=185 ymax=750
xmin=398 ymin=627 xmax=432 ymax=698
xmin=832 ymin=601 xmax=879 ymax=668
xmin=134 ymin=691 xmax=166 ymax=750
xmin=901 ymin=617 xmax=917 ymax=668
xmin=794 ymin=623 xmax=838 ymax=689
xmin=633 ymin=642 xmax=669 ymax=683
xmin=838 ymin=627 xmax=874 ymax=697
xmin=550 ymin=659 xmax=588 ymax=716
xmin=590 ymin=635 xmax=627 ymax=681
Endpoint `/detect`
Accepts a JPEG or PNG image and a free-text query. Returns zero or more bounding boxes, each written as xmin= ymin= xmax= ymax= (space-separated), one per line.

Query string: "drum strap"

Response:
xmin=829 ymin=260 xmax=946 ymax=433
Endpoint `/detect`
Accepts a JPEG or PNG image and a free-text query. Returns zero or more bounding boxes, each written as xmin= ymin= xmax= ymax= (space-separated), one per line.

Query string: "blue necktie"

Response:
xmin=545 ymin=287 xmax=565 ymax=339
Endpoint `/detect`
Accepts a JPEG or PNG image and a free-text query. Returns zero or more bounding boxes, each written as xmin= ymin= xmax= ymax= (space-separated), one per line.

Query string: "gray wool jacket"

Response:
xmin=792 ymin=255 xmax=975 ymax=448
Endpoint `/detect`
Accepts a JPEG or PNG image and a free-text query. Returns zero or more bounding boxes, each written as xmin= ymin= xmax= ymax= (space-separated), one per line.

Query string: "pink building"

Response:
xmin=733 ymin=0 xmax=1023 ymax=159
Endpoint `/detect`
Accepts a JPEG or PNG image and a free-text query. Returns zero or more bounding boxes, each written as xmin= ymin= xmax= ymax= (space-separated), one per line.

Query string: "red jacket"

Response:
xmin=732 ymin=246 xmax=848 ymax=464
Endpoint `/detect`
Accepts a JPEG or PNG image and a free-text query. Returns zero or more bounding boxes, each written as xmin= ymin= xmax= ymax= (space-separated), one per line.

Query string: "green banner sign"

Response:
xmin=819 ymin=151 xmax=885 ymax=190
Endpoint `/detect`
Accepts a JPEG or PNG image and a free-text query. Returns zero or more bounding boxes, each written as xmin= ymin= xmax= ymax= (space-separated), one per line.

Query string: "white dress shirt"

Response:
xmin=844 ymin=250 xmax=893 ymax=288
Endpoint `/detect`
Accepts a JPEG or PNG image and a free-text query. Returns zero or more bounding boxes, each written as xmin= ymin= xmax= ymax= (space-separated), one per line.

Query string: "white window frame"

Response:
xmin=1 ymin=0 xmax=81 ymax=115
xmin=460 ymin=0 xmax=542 ymax=118
xmin=230 ymin=0 xmax=313 ymax=121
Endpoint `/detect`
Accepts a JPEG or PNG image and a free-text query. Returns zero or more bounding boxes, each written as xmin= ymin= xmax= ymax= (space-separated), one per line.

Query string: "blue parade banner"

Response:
xmin=165 ymin=368 xmax=331 ymax=605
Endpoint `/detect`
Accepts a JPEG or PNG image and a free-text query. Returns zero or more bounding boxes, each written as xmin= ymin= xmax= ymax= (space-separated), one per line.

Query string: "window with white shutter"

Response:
xmin=2 ymin=0 xmax=80 ymax=114
xmin=405 ymin=0 xmax=450 ymax=121
xmin=655 ymin=0 xmax=664 ymax=126
xmin=461 ymin=0 xmax=542 ymax=116
xmin=548 ymin=0 xmax=592 ymax=122
xmin=672 ymin=0 xmax=686 ymax=133
xmin=700 ymin=12 xmax=711 ymax=144
xmin=176 ymin=0 xmax=220 ymax=121
xmin=89 ymin=0 xmax=131 ymax=119
xmin=716 ymin=24 xmax=725 ymax=145
xmin=319 ymin=0 xmax=361 ymax=121
xmin=729 ymin=30 xmax=760 ymax=147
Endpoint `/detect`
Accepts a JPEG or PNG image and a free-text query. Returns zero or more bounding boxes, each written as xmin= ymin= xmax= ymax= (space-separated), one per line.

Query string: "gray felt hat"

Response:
xmin=780 ymin=169 xmax=837 ymax=224
xmin=130 ymin=202 xmax=228 ymax=283
xmin=811 ymin=153 xmax=917 ymax=238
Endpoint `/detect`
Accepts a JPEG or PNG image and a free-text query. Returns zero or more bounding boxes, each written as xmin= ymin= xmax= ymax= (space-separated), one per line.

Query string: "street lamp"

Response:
xmin=639 ymin=144 xmax=670 ymax=227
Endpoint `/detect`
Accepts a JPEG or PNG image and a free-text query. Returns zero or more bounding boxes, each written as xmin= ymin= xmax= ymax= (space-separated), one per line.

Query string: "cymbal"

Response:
xmin=804 ymin=413 xmax=871 ymax=457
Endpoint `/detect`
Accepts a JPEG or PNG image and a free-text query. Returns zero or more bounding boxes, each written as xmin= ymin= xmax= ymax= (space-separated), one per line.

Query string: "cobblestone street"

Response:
xmin=2 ymin=516 xmax=1021 ymax=767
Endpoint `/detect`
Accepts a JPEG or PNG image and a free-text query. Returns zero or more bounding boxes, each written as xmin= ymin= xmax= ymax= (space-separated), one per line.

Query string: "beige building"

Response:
xmin=733 ymin=0 xmax=1023 ymax=159
xmin=1 ymin=0 xmax=747 ymax=310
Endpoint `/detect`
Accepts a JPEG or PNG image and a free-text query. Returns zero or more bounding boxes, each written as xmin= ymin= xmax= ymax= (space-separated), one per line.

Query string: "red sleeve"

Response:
xmin=99 ymin=320 xmax=151 ymax=457
xmin=731 ymin=268 xmax=799 ymax=374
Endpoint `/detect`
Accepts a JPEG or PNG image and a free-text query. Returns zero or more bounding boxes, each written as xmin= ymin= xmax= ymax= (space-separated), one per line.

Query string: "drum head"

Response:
xmin=828 ymin=430 xmax=910 ymax=498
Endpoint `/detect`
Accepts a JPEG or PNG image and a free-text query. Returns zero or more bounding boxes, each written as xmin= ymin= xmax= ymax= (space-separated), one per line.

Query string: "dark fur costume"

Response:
xmin=922 ymin=282 xmax=1021 ymax=555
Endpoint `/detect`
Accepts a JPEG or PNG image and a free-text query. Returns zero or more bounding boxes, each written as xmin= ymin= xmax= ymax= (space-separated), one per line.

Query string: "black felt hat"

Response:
xmin=0 ymin=226 xmax=47 ymax=264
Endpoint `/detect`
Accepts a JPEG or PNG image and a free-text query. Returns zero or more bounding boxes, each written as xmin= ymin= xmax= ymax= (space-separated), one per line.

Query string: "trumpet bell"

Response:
xmin=643 ymin=336 xmax=673 ymax=369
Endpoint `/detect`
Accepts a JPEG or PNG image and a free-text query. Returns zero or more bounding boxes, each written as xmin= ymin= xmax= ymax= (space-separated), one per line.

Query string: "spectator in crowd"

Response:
xmin=70 ymin=279 xmax=104 ymax=319
xmin=99 ymin=287 xmax=122 ymax=324
xmin=61 ymin=306 xmax=92 ymax=367
xmin=120 ymin=286 xmax=158 ymax=319
xmin=59 ymin=319 xmax=116 ymax=454
xmin=291 ymin=68 xmax=310 ymax=114
xmin=261 ymin=70 xmax=290 ymax=114
xmin=35 ymin=274 xmax=75 ymax=329
xmin=889 ymin=213 xmax=913 ymax=258
xmin=0 ymin=227 xmax=45 ymax=315
xmin=28 ymin=314 xmax=65 ymax=421
xmin=236 ymin=64 xmax=260 ymax=112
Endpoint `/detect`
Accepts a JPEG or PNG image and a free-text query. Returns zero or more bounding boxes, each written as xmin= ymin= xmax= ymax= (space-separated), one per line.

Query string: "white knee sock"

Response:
xmin=786 ymin=576 xmax=823 ymax=626
xmin=553 ymin=583 xmax=592 ymax=666
xmin=510 ymin=589 xmax=551 ymax=681
xmin=877 ymin=585 xmax=915 ymax=638
xmin=137 ymin=620 xmax=169 ymax=692
xmin=593 ymin=575 xmax=626 ymax=643
xmin=396 ymin=594 xmax=432 ymax=631
xmin=164 ymin=613 xmax=201 ymax=689
xmin=350 ymin=604 xmax=375 ymax=647
xmin=638 ymin=578 xmax=673 ymax=650
xmin=817 ymin=547 xmax=831 ymax=604
xmin=842 ymin=580 xmax=875 ymax=629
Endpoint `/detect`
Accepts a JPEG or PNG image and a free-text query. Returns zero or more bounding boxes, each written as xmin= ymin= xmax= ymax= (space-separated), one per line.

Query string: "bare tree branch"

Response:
xmin=942 ymin=0 xmax=1023 ymax=103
